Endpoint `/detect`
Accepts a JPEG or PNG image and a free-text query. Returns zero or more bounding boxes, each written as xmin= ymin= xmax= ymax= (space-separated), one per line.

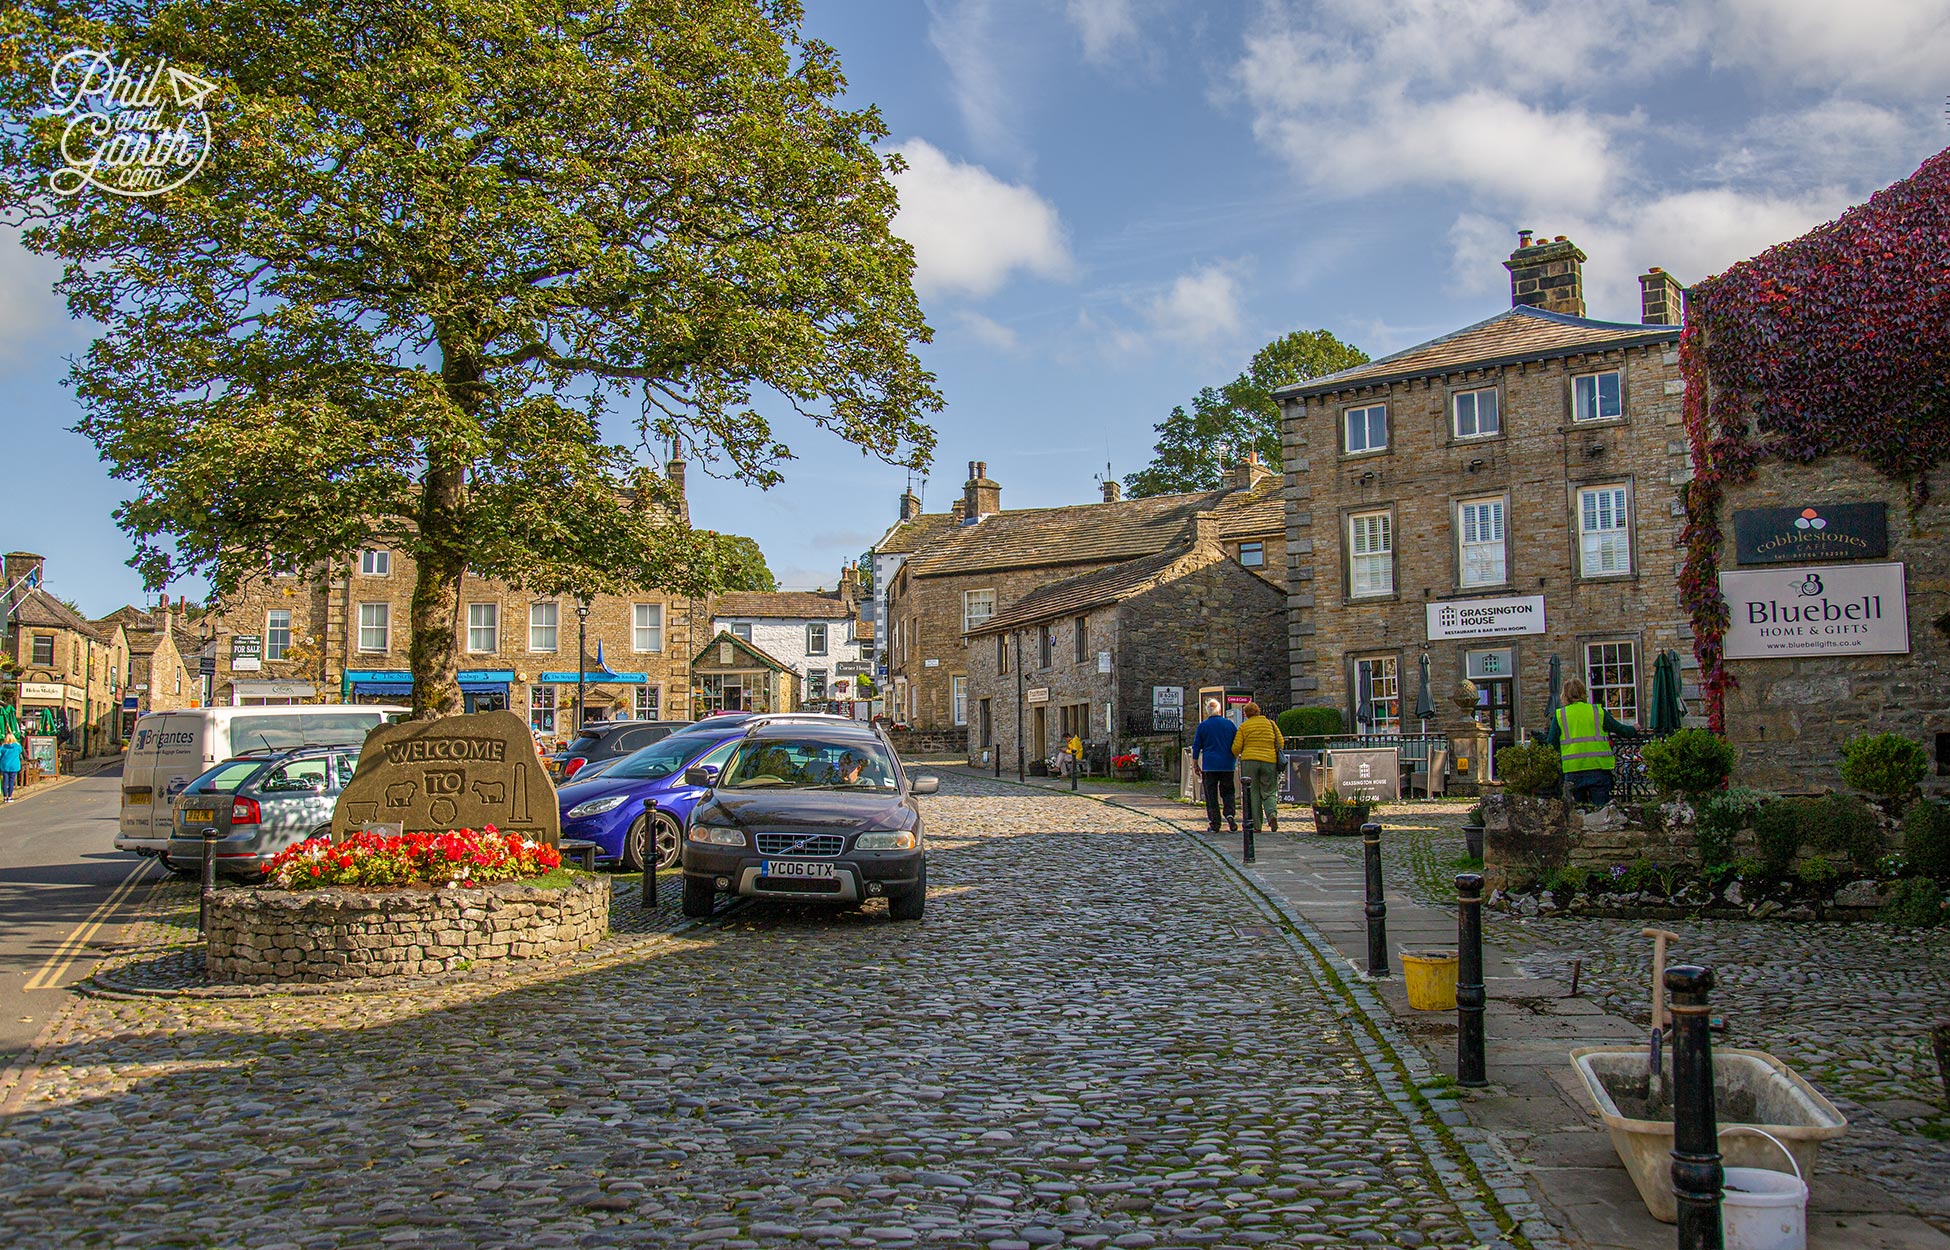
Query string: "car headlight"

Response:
xmin=687 ymin=822 xmax=747 ymax=846
xmin=565 ymin=794 xmax=629 ymax=819
xmin=854 ymin=831 xmax=917 ymax=851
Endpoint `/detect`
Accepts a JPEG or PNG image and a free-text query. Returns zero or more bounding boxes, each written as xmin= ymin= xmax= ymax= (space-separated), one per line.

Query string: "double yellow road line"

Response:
xmin=23 ymin=859 xmax=155 ymax=992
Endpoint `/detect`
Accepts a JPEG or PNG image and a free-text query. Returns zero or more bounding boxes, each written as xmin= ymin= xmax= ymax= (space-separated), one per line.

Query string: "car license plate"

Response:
xmin=127 ymin=792 xmax=151 ymax=806
xmin=184 ymin=808 xmax=217 ymax=824
xmin=762 ymin=860 xmax=836 ymax=880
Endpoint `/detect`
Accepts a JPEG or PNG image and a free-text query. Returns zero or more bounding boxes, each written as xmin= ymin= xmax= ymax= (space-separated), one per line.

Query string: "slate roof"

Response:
xmin=691 ymin=629 xmax=795 ymax=673
xmin=712 ymin=590 xmax=854 ymax=620
xmin=874 ymin=511 xmax=958 ymax=557
xmin=1276 ymin=305 xmax=1680 ymax=401
xmin=965 ymin=550 xmax=1188 ymax=637
xmin=900 ymin=489 xmax=1231 ymax=580
xmin=8 ymin=588 xmax=104 ymax=639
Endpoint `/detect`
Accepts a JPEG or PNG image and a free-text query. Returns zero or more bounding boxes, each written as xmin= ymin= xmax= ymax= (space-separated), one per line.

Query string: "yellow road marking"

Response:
xmin=23 ymin=859 xmax=155 ymax=991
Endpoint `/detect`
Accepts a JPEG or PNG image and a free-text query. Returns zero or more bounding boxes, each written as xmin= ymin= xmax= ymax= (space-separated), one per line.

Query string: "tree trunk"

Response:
xmin=411 ymin=334 xmax=479 ymax=720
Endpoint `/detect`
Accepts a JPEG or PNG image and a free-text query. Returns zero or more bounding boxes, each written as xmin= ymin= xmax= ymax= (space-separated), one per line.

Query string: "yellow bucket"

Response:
xmin=1402 ymin=950 xmax=1459 ymax=1011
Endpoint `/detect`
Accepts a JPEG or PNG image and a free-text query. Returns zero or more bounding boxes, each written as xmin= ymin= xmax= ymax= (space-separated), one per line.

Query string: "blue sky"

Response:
xmin=4 ymin=0 xmax=1948 ymax=614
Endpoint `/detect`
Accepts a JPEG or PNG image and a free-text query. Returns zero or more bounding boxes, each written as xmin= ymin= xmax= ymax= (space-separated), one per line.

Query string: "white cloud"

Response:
xmin=1713 ymin=0 xmax=1950 ymax=93
xmin=1143 ymin=263 xmax=1244 ymax=345
xmin=888 ymin=139 xmax=1074 ymax=299
xmin=927 ymin=0 xmax=1019 ymax=162
xmin=953 ymin=310 xmax=1021 ymax=351
xmin=1067 ymin=0 xmax=1142 ymax=65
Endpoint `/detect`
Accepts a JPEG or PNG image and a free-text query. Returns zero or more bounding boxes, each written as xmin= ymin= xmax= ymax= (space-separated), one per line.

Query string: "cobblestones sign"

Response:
xmin=1425 ymin=594 xmax=1546 ymax=640
xmin=332 ymin=710 xmax=559 ymax=845
xmin=47 ymin=49 xmax=218 ymax=197
xmin=1733 ymin=503 xmax=1889 ymax=565
xmin=1720 ymin=561 xmax=1909 ymax=659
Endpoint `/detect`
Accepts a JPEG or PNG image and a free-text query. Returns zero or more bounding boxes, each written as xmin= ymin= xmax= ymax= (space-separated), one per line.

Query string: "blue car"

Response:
xmin=556 ymin=728 xmax=746 ymax=870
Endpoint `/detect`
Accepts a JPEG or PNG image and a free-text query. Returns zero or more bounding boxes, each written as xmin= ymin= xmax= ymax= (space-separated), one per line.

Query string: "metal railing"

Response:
xmin=1305 ymin=733 xmax=1450 ymax=772
xmin=1611 ymin=733 xmax=1667 ymax=803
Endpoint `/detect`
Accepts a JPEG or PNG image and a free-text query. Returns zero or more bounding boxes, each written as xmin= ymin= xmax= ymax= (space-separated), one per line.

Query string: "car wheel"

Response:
xmin=681 ymin=875 xmax=715 ymax=919
xmin=622 ymin=815 xmax=651 ymax=873
xmin=653 ymin=816 xmax=682 ymax=871
xmin=887 ymin=866 xmax=927 ymax=921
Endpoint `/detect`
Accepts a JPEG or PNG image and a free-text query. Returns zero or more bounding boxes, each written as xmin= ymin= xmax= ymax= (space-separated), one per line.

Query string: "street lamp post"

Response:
xmin=576 ymin=601 xmax=590 ymax=733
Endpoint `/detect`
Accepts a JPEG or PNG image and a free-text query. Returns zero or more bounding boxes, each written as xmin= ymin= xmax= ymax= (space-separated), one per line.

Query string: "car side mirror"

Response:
xmin=909 ymin=775 xmax=939 ymax=795
xmin=683 ymin=765 xmax=718 ymax=787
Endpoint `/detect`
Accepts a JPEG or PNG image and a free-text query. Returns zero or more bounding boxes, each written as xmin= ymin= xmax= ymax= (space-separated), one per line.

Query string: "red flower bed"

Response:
xmin=261 ymin=825 xmax=563 ymax=890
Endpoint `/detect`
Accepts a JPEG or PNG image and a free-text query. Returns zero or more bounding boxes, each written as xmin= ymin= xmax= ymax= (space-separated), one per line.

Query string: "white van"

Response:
xmin=119 ymin=705 xmax=405 ymax=862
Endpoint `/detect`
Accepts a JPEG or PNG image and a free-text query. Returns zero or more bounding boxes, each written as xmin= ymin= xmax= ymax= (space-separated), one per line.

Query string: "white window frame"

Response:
xmin=264 ymin=609 xmax=291 ymax=661
xmin=1353 ymin=656 xmax=1403 ymax=735
xmin=963 ymin=588 xmax=995 ymax=633
xmin=1347 ymin=509 xmax=1394 ymax=599
xmin=1452 ymin=387 xmax=1500 ymax=439
xmin=529 ymin=685 xmax=556 ymax=733
xmin=634 ymin=685 xmax=661 ymax=719
xmin=357 ymin=602 xmax=390 ymax=653
xmin=1238 ymin=540 xmax=1265 ymax=568
xmin=1573 ymin=369 xmax=1624 ymax=423
xmin=731 ymin=621 xmax=752 ymax=643
xmin=1585 ymin=640 xmax=1640 ymax=727
xmin=951 ymin=675 xmax=968 ymax=726
xmin=1456 ymin=496 xmax=1507 ymax=589
xmin=806 ymin=622 xmax=828 ymax=656
xmin=1343 ymin=403 xmax=1388 ymax=455
xmin=466 ymin=603 xmax=499 ymax=653
xmin=634 ymin=603 xmax=664 ymax=653
xmin=359 ymin=549 xmax=390 ymax=576
xmin=528 ymin=602 xmax=558 ymax=653
xmin=806 ymin=669 xmax=828 ymax=703
xmin=1577 ymin=484 xmax=1633 ymax=577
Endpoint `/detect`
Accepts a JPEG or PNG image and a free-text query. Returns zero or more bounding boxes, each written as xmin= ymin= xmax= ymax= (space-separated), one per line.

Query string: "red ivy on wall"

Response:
xmin=1679 ymin=146 xmax=1950 ymax=730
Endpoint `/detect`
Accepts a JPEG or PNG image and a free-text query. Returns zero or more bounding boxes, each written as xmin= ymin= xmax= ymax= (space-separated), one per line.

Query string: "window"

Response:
xmin=1574 ymin=370 xmax=1623 ymax=423
xmin=1586 ymin=641 xmax=1639 ymax=727
xmin=529 ymin=685 xmax=556 ymax=733
xmin=807 ymin=622 xmax=828 ymax=655
xmin=731 ymin=621 xmax=752 ymax=643
xmin=359 ymin=549 xmax=390 ymax=576
xmin=1239 ymin=541 xmax=1264 ymax=568
xmin=1453 ymin=388 xmax=1499 ymax=438
xmin=1457 ymin=498 xmax=1507 ymax=588
xmin=1353 ymin=656 xmax=1402 ymax=734
xmin=1343 ymin=404 xmax=1388 ymax=454
xmin=524 ymin=602 xmax=557 ymax=652
xmin=1038 ymin=624 xmax=1053 ymax=668
xmin=357 ymin=603 xmax=390 ymax=653
xmin=1348 ymin=510 xmax=1394 ymax=598
xmin=951 ymin=675 xmax=967 ymax=725
xmin=466 ymin=603 xmax=499 ymax=653
xmin=31 ymin=634 xmax=54 ymax=666
xmin=1578 ymin=485 xmax=1632 ymax=576
xmin=964 ymin=589 xmax=995 ymax=633
xmin=634 ymin=603 xmax=664 ymax=652
xmin=265 ymin=610 xmax=291 ymax=661
xmin=996 ymin=634 xmax=1008 ymax=675
xmin=634 ymin=685 xmax=661 ymax=719
xmin=1074 ymin=616 xmax=1088 ymax=664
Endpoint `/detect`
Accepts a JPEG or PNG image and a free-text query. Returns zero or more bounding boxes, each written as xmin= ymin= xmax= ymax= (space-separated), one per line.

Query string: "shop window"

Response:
xmin=1585 ymin=641 xmax=1639 ymax=726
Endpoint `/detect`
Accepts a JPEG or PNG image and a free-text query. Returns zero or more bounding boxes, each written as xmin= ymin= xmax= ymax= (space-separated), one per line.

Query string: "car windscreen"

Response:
xmin=718 ymin=737 xmax=898 ymax=790
xmin=227 ymin=712 xmax=385 ymax=754
xmin=605 ymin=734 xmax=722 ymax=780
xmin=183 ymin=759 xmax=263 ymax=795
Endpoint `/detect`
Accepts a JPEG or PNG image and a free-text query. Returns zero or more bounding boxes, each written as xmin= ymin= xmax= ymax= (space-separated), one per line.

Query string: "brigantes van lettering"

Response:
xmin=381 ymin=737 xmax=507 ymax=765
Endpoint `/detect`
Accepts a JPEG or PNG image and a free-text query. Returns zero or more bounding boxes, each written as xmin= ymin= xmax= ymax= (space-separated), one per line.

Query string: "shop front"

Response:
xmin=231 ymin=679 xmax=319 ymax=706
xmin=536 ymin=670 xmax=657 ymax=731
xmin=342 ymin=669 xmax=514 ymax=711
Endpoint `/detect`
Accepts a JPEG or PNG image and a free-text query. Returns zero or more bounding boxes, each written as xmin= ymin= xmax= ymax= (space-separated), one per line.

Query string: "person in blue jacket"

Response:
xmin=0 ymin=733 xmax=21 ymax=803
xmin=1190 ymin=699 xmax=1239 ymax=834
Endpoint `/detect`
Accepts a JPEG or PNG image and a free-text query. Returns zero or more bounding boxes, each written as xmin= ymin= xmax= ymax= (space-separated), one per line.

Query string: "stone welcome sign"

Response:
xmin=331 ymin=710 xmax=559 ymax=846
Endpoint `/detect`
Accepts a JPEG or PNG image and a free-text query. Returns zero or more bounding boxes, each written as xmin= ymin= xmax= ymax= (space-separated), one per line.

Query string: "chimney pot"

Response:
xmin=1503 ymin=233 xmax=1587 ymax=317
xmin=1517 ymin=228 xmax=1534 ymax=248
xmin=962 ymin=460 xmax=1000 ymax=521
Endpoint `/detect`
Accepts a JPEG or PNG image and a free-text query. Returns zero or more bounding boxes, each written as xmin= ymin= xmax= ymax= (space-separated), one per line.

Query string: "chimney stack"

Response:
xmin=1503 ymin=231 xmax=1586 ymax=318
xmin=1638 ymin=266 xmax=1686 ymax=326
xmin=949 ymin=498 xmax=967 ymax=523
xmin=898 ymin=490 xmax=922 ymax=521
xmin=3 ymin=552 xmax=44 ymax=610
xmin=1100 ymin=478 xmax=1121 ymax=503
xmin=1232 ymin=448 xmax=1272 ymax=491
xmin=962 ymin=460 xmax=1000 ymax=522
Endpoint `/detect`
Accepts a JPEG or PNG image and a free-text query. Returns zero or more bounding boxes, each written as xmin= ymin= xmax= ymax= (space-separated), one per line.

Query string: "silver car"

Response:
xmin=167 ymin=746 xmax=361 ymax=879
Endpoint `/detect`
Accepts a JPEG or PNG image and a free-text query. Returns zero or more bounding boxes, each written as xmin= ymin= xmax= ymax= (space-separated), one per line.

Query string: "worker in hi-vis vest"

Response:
xmin=1543 ymin=677 xmax=1637 ymax=809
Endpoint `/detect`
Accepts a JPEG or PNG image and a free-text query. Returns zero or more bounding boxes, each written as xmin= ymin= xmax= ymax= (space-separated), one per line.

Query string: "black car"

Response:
xmin=554 ymin=720 xmax=694 ymax=781
xmin=679 ymin=721 xmax=936 ymax=921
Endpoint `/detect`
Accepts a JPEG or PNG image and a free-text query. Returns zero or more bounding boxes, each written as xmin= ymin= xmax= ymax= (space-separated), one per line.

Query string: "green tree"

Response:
xmin=0 ymin=0 xmax=940 ymax=719
xmin=1124 ymin=329 xmax=1367 ymax=497
xmin=718 ymin=536 xmax=778 ymax=593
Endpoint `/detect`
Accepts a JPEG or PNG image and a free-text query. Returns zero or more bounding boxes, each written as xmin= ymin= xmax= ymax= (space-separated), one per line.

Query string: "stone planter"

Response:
xmin=1462 ymin=823 xmax=1485 ymax=860
xmin=1113 ymin=766 xmax=1145 ymax=782
xmin=1312 ymin=803 xmax=1371 ymax=836
xmin=204 ymin=873 xmax=609 ymax=984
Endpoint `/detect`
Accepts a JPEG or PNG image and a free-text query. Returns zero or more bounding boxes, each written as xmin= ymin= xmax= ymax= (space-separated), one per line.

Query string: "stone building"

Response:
xmin=1273 ymin=236 xmax=1696 ymax=764
xmin=97 ymin=595 xmax=204 ymax=733
xmin=3 ymin=552 xmax=129 ymax=757
xmin=876 ymin=460 xmax=1283 ymax=734
xmin=711 ymin=568 xmax=868 ymax=712
xmin=689 ymin=630 xmax=799 ymax=715
xmin=961 ymin=526 xmax=1285 ymax=770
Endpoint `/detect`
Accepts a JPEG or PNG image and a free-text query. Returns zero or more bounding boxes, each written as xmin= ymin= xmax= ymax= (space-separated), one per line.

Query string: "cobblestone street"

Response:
xmin=0 ymin=775 xmax=1514 ymax=1249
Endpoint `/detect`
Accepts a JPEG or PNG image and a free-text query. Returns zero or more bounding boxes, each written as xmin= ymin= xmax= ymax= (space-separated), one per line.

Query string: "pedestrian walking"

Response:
xmin=0 ymin=733 xmax=20 ymax=802
xmin=1230 ymin=703 xmax=1285 ymax=835
xmin=1190 ymin=699 xmax=1239 ymax=834
xmin=1545 ymin=677 xmax=1634 ymax=809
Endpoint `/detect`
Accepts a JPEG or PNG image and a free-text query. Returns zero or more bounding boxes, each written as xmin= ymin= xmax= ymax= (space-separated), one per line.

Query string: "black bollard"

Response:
xmin=199 ymin=826 xmax=222 ymax=933
xmin=1070 ymin=755 xmax=1079 ymax=792
xmin=640 ymin=799 xmax=659 ymax=909
xmin=1456 ymin=871 xmax=1487 ymax=1087
xmin=1362 ymin=821 xmax=1389 ymax=977
xmin=1668 ymin=964 xmax=1724 ymax=1250
xmin=1240 ymin=775 xmax=1256 ymax=863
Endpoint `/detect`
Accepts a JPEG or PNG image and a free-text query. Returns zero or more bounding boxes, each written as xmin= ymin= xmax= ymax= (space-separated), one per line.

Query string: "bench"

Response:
xmin=558 ymin=838 xmax=600 ymax=871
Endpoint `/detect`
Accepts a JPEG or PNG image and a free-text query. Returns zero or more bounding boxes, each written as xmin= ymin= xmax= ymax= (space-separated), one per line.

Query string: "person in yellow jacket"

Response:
xmin=1229 ymin=703 xmax=1285 ymax=834
xmin=1063 ymin=732 xmax=1084 ymax=778
xmin=1544 ymin=678 xmax=1636 ymax=808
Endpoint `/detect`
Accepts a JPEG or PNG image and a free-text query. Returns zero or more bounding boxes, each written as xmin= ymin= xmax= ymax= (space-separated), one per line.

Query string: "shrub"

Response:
xmin=1878 ymin=877 xmax=1946 ymax=928
xmin=1465 ymin=804 xmax=1485 ymax=827
xmin=1642 ymin=728 xmax=1736 ymax=797
xmin=1802 ymin=792 xmax=1885 ymax=871
xmin=1277 ymin=706 xmax=1344 ymax=740
xmin=1696 ymin=787 xmax=1771 ymax=868
xmin=1903 ymin=799 xmax=1950 ymax=878
xmin=1729 ymin=854 xmax=1767 ymax=882
xmin=1839 ymin=733 xmax=1927 ymax=806
xmin=1496 ymin=742 xmax=1562 ymax=797
xmin=1618 ymin=856 xmax=1661 ymax=893
xmin=1795 ymin=855 xmax=1843 ymax=889
xmin=1312 ymin=787 xmax=1370 ymax=821
xmin=1543 ymin=866 xmax=1591 ymax=895
xmin=262 ymin=826 xmax=562 ymax=890
xmin=1753 ymin=798 xmax=1809 ymax=876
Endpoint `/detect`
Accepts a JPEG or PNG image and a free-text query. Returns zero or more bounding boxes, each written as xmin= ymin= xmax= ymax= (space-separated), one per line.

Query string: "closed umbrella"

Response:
xmin=1649 ymin=650 xmax=1684 ymax=735
xmin=1414 ymin=652 xmax=1435 ymax=732
xmin=1355 ymin=665 xmax=1375 ymax=732
xmin=1541 ymin=653 xmax=1563 ymax=734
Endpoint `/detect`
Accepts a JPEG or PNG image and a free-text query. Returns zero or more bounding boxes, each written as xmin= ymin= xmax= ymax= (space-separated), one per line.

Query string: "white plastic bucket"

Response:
xmin=1721 ymin=1127 xmax=1807 ymax=1250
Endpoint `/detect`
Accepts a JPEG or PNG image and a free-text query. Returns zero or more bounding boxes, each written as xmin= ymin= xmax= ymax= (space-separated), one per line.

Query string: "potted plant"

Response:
xmin=1462 ymin=803 xmax=1486 ymax=860
xmin=1312 ymin=786 xmax=1371 ymax=837
xmin=1111 ymin=752 xmax=1145 ymax=781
